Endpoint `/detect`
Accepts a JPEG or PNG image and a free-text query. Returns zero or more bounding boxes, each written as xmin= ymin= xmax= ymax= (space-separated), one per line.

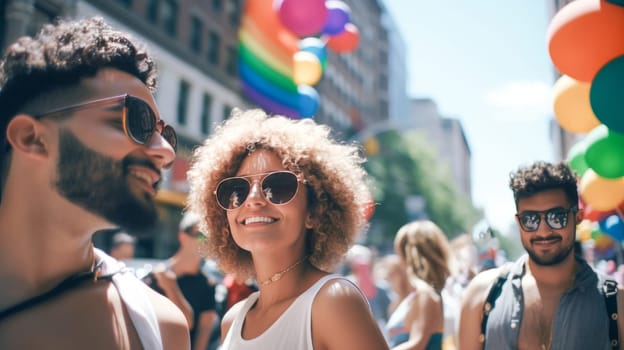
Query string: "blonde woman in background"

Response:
xmin=385 ymin=220 xmax=451 ymax=350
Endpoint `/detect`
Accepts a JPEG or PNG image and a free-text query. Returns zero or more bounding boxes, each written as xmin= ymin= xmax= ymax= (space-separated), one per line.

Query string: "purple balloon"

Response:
xmin=322 ymin=0 xmax=351 ymax=35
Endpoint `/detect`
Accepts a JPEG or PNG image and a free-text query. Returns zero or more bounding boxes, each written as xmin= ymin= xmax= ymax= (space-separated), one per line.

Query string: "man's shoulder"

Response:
xmin=141 ymin=283 xmax=189 ymax=326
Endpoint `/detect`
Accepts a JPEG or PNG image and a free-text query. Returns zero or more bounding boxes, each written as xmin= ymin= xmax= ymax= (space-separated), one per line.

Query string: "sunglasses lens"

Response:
xmin=161 ymin=125 xmax=177 ymax=152
xmin=519 ymin=213 xmax=540 ymax=232
xmin=125 ymin=96 xmax=156 ymax=144
xmin=262 ymin=172 xmax=299 ymax=205
xmin=545 ymin=210 xmax=568 ymax=229
xmin=216 ymin=178 xmax=250 ymax=209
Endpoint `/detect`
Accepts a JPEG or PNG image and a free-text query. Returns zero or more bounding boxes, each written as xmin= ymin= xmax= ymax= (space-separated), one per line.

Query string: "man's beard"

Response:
xmin=55 ymin=128 xmax=159 ymax=231
xmin=525 ymin=235 xmax=575 ymax=266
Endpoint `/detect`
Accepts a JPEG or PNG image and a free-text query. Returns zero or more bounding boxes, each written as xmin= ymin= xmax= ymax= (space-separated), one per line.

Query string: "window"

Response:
xmin=190 ymin=16 xmax=203 ymax=53
xmin=225 ymin=46 xmax=237 ymax=76
xmin=162 ymin=0 xmax=178 ymax=36
xmin=146 ymin=0 xmax=158 ymax=23
xmin=116 ymin=0 xmax=132 ymax=7
xmin=212 ymin=0 xmax=223 ymax=12
xmin=222 ymin=105 xmax=232 ymax=120
xmin=200 ymin=93 xmax=213 ymax=134
xmin=208 ymin=31 xmax=220 ymax=64
xmin=177 ymin=80 xmax=190 ymax=125
xmin=228 ymin=0 xmax=241 ymax=26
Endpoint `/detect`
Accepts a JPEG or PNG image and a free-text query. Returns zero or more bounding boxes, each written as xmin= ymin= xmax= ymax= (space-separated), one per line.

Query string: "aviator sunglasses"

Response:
xmin=215 ymin=170 xmax=304 ymax=210
xmin=515 ymin=206 xmax=578 ymax=232
xmin=36 ymin=94 xmax=177 ymax=152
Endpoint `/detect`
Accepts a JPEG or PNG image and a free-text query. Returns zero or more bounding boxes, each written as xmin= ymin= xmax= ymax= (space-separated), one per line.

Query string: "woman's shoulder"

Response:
xmin=311 ymin=275 xmax=389 ymax=349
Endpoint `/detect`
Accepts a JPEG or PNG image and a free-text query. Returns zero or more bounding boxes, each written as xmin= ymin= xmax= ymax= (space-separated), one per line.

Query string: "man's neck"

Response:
xmin=525 ymin=253 xmax=578 ymax=290
xmin=0 ymin=195 xmax=103 ymax=308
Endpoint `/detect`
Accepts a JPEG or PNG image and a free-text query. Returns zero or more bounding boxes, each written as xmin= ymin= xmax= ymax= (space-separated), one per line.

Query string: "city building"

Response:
xmin=548 ymin=0 xmax=580 ymax=161
xmin=409 ymin=98 xmax=472 ymax=199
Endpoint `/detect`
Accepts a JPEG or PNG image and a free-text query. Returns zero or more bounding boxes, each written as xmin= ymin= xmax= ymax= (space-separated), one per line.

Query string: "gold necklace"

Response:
xmin=259 ymin=256 xmax=308 ymax=286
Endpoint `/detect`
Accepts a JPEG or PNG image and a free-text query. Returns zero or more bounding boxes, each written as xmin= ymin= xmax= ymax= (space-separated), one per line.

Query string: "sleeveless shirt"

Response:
xmin=484 ymin=255 xmax=613 ymax=350
xmin=95 ymin=249 xmax=163 ymax=350
xmin=386 ymin=291 xmax=443 ymax=349
xmin=221 ymin=274 xmax=348 ymax=350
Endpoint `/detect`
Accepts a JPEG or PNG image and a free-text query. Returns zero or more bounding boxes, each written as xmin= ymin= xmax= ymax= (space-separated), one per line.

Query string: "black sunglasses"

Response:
xmin=36 ymin=94 xmax=177 ymax=152
xmin=214 ymin=170 xmax=304 ymax=210
xmin=515 ymin=206 xmax=578 ymax=232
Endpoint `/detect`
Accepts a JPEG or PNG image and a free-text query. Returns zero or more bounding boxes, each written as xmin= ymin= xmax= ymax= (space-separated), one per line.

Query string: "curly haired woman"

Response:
xmin=187 ymin=109 xmax=388 ymax=350
xmin=386 ymin=220 xmax=450 ymax=350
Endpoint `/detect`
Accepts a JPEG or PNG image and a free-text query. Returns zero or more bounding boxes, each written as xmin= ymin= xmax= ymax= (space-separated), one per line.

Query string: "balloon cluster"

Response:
xmin=548 ymin=0 xmax=624 ymax=236
xmin=238 ymin=0 xmax=360 ymax=118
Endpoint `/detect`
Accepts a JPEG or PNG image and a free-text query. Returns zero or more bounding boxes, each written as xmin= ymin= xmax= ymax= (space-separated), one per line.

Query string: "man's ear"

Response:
xmin=575 ymin=207 xmax=584 ymax=223
xmin=5 ymin=114 xmax=50 ymax=158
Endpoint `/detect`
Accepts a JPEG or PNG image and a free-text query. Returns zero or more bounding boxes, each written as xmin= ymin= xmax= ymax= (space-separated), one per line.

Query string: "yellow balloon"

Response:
xmin=553 ymin=75 xmax=601 ymax=134
xmin=576 ymin=219 xmax=593 ymax=242
xmin=293 ymin=51 xmax=322 ymax=86
xmin=580 ymin=169 xmax=624 ymax=211
xmin=363 ymin=137 xmax=380 ymax=156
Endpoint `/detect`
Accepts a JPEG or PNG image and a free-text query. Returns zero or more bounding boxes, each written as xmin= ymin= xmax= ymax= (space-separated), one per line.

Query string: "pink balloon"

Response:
xmin=275 ymin=0 xmax=328 ymax=37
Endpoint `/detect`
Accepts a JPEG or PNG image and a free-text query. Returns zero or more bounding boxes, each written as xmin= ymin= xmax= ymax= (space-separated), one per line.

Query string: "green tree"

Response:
xmin=363 ymin=129 xmax=480 ymax=246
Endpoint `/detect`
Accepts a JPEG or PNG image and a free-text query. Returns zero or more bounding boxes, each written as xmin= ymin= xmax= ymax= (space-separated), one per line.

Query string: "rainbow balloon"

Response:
xmin=239 ymin=0 xmax=358 ymax=118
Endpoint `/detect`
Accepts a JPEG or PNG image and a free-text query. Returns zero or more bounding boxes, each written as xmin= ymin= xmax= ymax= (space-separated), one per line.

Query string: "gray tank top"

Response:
xmin=484 ymin=256 xmax=612 ymax=350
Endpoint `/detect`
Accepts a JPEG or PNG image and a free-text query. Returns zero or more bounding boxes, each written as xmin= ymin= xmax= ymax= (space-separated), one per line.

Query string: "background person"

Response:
xmin=186 ymin=109 xmax=389 ymax=350
xmin=386 ymin=220 xmax=451 ymax=350
xmin=143 ymin=211 xmax=218 ymax=350
xmin=0 ymin=17 xmax=188 ymax=349
xmin=109 ymin=231 xmax=137 ymax=261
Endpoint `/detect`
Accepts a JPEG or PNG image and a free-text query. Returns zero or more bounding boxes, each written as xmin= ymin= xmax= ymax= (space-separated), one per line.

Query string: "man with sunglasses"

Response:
xmin=143 ymin=211 xmax=219 ymax=350
xmin=458 ymin=161 xmax=624 ymax=350
xmin=0 ymin=17 xmax=188 ymax=349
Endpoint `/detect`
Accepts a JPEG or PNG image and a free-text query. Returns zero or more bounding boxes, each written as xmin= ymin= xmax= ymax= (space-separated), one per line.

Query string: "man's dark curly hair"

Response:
xmin=509 ymin=161 xmax=578 ymax=208
xmin=0 ymin=16 xmax=157 ymax=124
xmin=0 ymin=16 xmax=157 ymax=198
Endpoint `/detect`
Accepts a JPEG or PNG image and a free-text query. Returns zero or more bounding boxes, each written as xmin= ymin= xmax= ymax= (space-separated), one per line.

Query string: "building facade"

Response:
xmin=409 ymin=98 xmax=472 ymax=199
xmin=548 ymin=0 xmax=580 ymax=161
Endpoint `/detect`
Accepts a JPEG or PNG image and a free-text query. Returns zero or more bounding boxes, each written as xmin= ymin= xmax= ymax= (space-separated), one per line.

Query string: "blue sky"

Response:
xmin=383 ymin=0 xmax=558 ymax=232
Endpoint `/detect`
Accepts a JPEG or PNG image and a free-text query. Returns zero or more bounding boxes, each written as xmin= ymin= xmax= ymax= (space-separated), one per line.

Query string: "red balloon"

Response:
xmin=584 ymin=204 xmax=614 ymax=222
xmin=547 ymin=0 xmax=624 ymax=82
xmin=326 ymin=23 xmax=359 ymax=53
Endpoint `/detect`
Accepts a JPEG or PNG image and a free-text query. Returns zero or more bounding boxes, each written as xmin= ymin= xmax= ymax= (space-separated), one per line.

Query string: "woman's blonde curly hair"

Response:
xmin=187 ymin=109 xmax=371 ymax=279
xmin=394 ymin=220 xmax=450 ymax=293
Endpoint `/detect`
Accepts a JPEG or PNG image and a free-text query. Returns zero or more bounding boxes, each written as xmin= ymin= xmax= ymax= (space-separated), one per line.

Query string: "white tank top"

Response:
xmin=221 ymin=274 xmax=345 ymax=350
xmin=95 ymin=249 xmax=163 ymax=350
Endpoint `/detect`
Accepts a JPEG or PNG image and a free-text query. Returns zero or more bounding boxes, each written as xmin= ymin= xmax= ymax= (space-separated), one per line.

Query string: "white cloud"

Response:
xmin=483 ymin=80 xmax=553 ymax=121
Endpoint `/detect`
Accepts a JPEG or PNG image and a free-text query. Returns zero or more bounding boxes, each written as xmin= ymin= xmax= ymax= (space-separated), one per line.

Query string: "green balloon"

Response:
xmin=590 ymin=56 xmax=624 ymax=134
xmin=591 ymin=227 xmax=603 ymax=240
xmin=584 ymin=124 xmax=624 ymax=179
xmin=567 ymin=141 xmax=589 ymax=177
xmin=606 ymin=0 xmax=624 ymax=5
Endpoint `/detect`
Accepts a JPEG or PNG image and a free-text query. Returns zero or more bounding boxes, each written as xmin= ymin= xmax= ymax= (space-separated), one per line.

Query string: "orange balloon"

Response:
xmin=244 ymin=0 xmax=299 ymax=54
xmin=547 ymin=0 xmax=624 ymax=82
xmin=552 ymin=75 xmax=601 ymax=133
xmin=580 ymin=169 xmax=624 ymax=211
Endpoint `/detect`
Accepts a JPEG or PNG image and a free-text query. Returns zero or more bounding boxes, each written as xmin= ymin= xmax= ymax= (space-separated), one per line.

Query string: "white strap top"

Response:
xmin=95 ymin=248 xmax=163 ymax=350
xmin=221 ymin=274 xmax=346 ymax=350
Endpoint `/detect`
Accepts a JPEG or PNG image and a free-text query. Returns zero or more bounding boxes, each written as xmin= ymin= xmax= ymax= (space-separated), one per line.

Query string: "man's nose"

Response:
xmin=144 ymin=132 xmax=176 ymax=169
